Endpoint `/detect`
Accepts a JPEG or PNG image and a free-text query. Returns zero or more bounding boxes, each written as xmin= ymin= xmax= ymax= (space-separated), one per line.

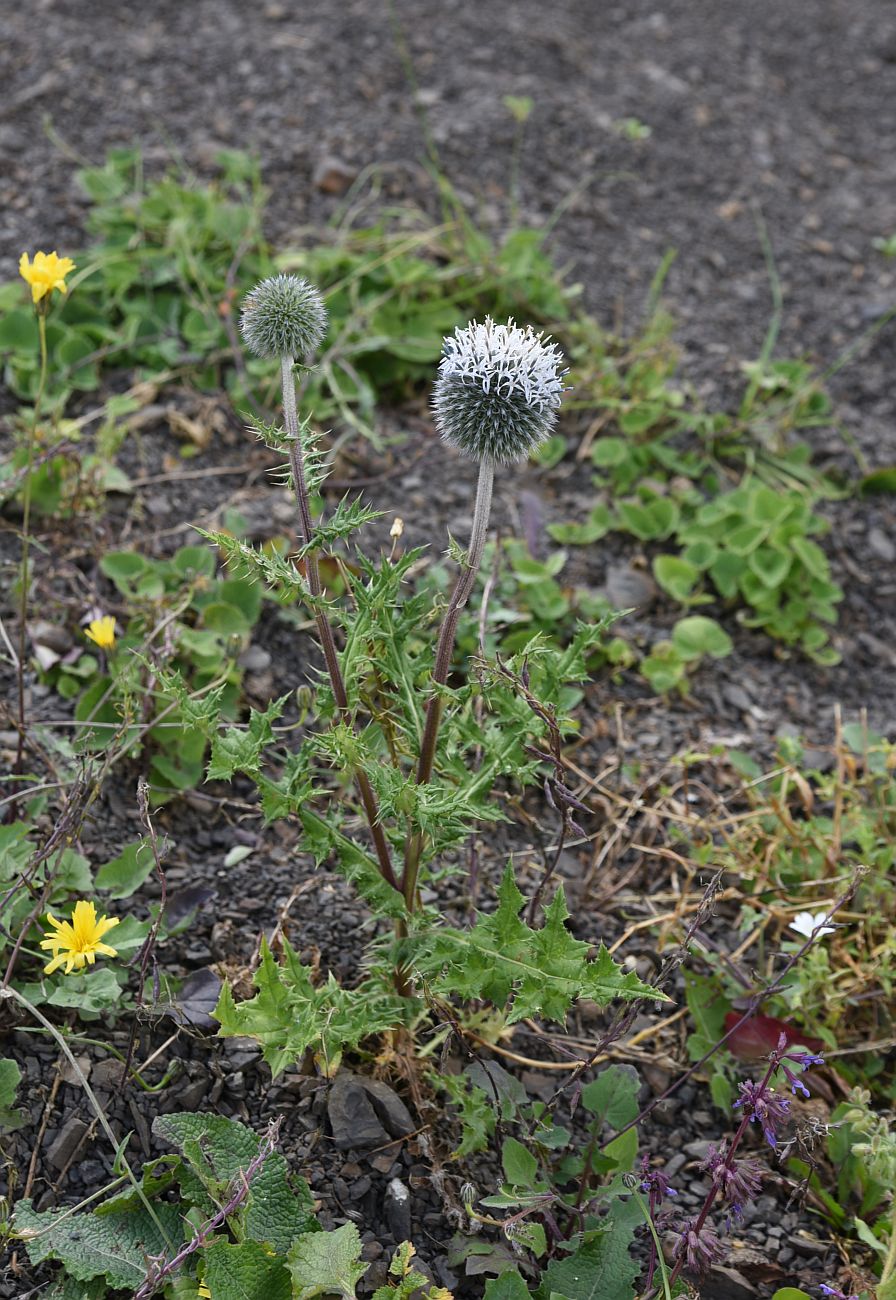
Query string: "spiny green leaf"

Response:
xmin=417 ymin=867 xmax=660 ymax=1023
xmin=214 ymin=940 xmax=406 ymax=1076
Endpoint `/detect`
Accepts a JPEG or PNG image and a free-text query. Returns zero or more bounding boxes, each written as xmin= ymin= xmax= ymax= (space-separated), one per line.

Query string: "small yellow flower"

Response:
xmin=85 ymin=615 xmax=116 ymax=651
xmin=19 ymin=250 xmax=76 ymax=305
xmin=40 ymin=900 xmax=120 ymax=975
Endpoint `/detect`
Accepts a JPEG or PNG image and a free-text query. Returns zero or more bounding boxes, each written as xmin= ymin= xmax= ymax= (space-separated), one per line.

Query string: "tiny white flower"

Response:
xmin=788 ymin=910 xmax=837 ymax=939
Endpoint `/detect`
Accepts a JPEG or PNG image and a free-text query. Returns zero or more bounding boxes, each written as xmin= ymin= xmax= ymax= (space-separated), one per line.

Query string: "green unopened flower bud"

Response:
xmin=432 ymin=317 xmax=568 ymax=465
xmin=240 ymin=274 xmax=327 ymax=359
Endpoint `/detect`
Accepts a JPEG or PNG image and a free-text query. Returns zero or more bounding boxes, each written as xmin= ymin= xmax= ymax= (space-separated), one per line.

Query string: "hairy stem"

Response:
xmin=280 ymin=356 xmax=399 ymax=895
xmin=401 ymin=457 xmax=495 ymax=910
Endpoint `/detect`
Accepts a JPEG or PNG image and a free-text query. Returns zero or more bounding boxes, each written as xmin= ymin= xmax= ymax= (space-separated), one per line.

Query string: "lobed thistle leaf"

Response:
xmin=239 ymin=274 xmax=328 ymax=360
xmin=432 ymin=316 xmax=568 ymax=465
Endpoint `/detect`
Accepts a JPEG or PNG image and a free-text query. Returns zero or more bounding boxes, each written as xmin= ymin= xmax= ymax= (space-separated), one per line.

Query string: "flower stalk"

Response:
xmin=279 ymin=354 xmax=399 ymax=896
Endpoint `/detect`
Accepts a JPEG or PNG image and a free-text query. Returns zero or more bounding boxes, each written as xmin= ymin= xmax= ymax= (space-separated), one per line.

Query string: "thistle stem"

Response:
xmin=280 ymin=355 xmax=399 ymax=896
xmin=401 ymin=456 xmax=495 ymax=909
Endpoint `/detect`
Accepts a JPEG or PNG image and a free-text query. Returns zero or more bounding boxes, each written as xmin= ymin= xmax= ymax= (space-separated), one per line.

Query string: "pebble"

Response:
xmin=604 ymin=561 xmax=657 ymax=610
xmin=384 ymin=1177 xmax=411 ymax=1242
xmin=46 ymin=1117 xmax=90 ymax=1171
xmin=868 ymin=525 xmax=896 ymax=562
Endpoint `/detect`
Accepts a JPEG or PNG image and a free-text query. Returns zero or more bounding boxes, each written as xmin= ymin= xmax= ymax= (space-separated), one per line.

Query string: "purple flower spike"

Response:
xmin=701 ymin=1146 xmax=763 ymax=1216
xmin=734 ymin=1080 xmax=791 ymax=1148
xmin=819 ymin=1285 xmax=859 ymax=1300
xmin=673 ymin=1217 xmax=723 ymax=1274
xmin=639 ymin=1156 xmax=677 ymax=1202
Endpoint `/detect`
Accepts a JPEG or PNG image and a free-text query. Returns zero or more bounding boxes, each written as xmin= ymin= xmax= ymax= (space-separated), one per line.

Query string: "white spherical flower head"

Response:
xmin=432 ymin=317 xmax=568 ymax=465
xmin=240 ymin=274 xmax=328 ymax=360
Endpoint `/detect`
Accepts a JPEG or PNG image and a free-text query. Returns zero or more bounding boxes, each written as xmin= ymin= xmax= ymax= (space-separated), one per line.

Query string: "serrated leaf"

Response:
xmin=213 ymin=940 xmax=405 ymax=1077
xmin=16 ymin=1197 xmax=181 ymax=1290
xmin=287 ymin=1223 xmax=367 ymax=1300
xmin=419 ymin=868 xmax=660 ymax=1023
xmin=204 ymin=1239 xmax=292 ymax=1300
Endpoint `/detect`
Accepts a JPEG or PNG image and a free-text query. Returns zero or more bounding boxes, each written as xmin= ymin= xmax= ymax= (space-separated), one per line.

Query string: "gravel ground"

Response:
xmin=1 ymin=3 xmax=894 ymax=1297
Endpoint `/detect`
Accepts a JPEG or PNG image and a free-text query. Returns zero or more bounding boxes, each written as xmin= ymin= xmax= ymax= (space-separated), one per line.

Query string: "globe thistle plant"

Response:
xmin=433 ymin=316 xmax=567 ymax=465
xmin=238 ymin=274 xmax=398 ymax=896
xmin=401 ymin=317 xmax=567 ymax=908
xmin=239 ymin=274 xmax=327 ymax=361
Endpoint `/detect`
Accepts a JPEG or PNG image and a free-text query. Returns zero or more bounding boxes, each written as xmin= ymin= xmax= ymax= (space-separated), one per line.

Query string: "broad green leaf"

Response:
xmin=203 ymin=1239 xmax=292 ymax=1300
xmin=537 ymin=1198 xmax=640 ymax=1300
xmin=581 ymin=1064 xmax=640 ymax=1130
xmin=502 ymin=1137 xmax=538 ymax=1188
xmin=16 ymin=1197 xmax=181 ymax=1290
xmin=287 ymin=1223 xmax=367 ymax=1300
xmin=484 ymin=1272 xmax=531 ymax=1299
xmin=95 ymin=837 xmax=155 ymax=898
xmin=671 ymin=616 xmax=732 ymax=661
xmin=153 ymin=1111 xmax=317 ymax=1252
xmin=653 ymin=555 xmax=699 ymax=603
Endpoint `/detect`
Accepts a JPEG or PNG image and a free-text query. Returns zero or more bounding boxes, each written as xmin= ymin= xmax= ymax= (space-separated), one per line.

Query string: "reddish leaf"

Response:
xmin=724 ymin=1011 xmax=823 ymax=1059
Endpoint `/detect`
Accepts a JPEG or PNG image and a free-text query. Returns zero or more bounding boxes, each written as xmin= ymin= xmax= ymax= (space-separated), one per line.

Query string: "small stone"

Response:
xmin=239 ymin=644 xmax=272 ymax=672
xmin=327 ymin=1073 xmax=390 ymax=1150
xmin=604 ymin=562 xmax=657 ymax=610
xmin=357 ymin=1076 xmax=415 ymax=1138
xmin=59 ymin=1054 xmax=92 ymax=1087
xmin=701 ymin=1266 xmax=757 ymax=1300
xmin=29 ymin=620 xmax=73 ymax=654
xmin=313 ymin=156 xmax=358 ymax=195
xmin=46 ymin=1117 xmax=90 ymax=1171
xmin=868 ymin=525 xmax=896 ymax=562
xmin=384 ymin=1177 xmax=412 ymax=1241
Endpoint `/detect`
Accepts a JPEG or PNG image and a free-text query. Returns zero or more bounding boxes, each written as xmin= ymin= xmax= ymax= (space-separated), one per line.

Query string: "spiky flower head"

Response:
xmin=432 ymin=317 xmax=567 ymax=465
xmin=239 ymin=274 xmax=327 ymax=360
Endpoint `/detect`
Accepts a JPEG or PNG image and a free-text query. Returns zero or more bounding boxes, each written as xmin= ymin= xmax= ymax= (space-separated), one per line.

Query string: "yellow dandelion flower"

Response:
xmin=19 ymin=250 xmax=76 ymax=305
xmin=84 ymin=615 xmax=116 ymax=651
xmin=40 ymin=900 xmax=120 ymax=975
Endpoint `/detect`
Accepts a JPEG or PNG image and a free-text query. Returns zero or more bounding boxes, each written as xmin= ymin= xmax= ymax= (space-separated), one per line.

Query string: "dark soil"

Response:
xmin=1 ymin=3 xmax=894 ymax=1298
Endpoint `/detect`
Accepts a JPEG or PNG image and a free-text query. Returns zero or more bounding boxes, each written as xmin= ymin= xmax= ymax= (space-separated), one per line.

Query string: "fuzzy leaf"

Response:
xmin=214 ymin=940 xmax=405 ymax=1077
xmin=16 ymin=1197 xmax=182 ymax=1290
xmin=204 ymin=1239 xmax=292 ymax=1300
xmin=287 ymin=1223 xmax=367 ymax=1300
xmin=153 ymin=1111 xmax=316 ymax=1253
xmin=536 ymin=1198 xmax=641 ymax=1300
